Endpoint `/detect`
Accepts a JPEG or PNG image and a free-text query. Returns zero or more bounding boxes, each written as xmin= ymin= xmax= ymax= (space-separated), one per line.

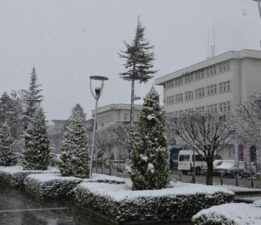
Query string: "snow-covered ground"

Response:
xmin=193 ymin=203 xmax=261 ymax=225
xmin=76 ymin=181 xmax=234 ymax=202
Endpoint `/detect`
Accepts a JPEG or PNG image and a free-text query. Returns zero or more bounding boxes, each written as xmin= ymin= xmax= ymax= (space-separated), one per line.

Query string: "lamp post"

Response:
xmin=252 ymin=0 xmax=261 ymax=19
xmin=89 ymin=75 xmax=108 ymax=178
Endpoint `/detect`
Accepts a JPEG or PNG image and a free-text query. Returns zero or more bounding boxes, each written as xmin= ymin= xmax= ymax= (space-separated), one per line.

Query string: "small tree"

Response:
xmin=119 ymin=18 xmax=156 ymax=124
xmin=127 ymin=87 xmax=169 ymax=190
xmin=59 ymin=104 xmax=90 ymax=178
xmin=22 ymin=107 xmax=49 ymax=170
xmin=171 ymin=111 xmax=234 ymax=185
xmin=0 ymin=123 xmax=17 ymax=166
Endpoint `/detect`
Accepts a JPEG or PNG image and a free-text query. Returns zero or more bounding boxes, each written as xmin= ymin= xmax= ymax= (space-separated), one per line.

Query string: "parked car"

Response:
xmin=215 ymin=160 xmax=256 ymax=177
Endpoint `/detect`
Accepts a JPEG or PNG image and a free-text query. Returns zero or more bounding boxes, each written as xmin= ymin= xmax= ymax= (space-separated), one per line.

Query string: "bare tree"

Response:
xmin=108 ymin=123 xmax=137 ymax=156
xmin=170 ymin=111 xmax=235 ymax=185
xmin=237 ymin=93 xmax=261 ymax=169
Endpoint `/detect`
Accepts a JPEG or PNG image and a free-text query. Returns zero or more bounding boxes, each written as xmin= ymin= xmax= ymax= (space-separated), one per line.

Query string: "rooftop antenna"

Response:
xmin=210 ymin=28 xmax=216 ymax=57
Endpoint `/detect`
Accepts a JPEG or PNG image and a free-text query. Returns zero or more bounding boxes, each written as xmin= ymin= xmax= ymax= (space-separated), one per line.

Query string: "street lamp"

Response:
xmin=89 ymin=75 xmax=108 ymax=178
xmin=252 ymin=0 xmax=261 ymax=19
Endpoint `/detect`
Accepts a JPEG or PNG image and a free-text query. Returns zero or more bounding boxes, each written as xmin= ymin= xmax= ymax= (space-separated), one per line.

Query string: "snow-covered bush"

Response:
xmin=59 ymin=104 xmax=90 ymax=178
xmin=192 ymin=203 xmax=261 ymax=225
xmin=0 ymin=166 xmax=58 ymax=188
xmin=127 ymin=87 xmax=169 ymax=190
xmin=24 ymin=173 xmax=82 ymax=199
xmin=22 ymin=107 xmax=50 ymax=170
xmin=74 ymin=182 xmax=234 ymax=224
xmin=0 ymin=123 xmax=17 ymax=166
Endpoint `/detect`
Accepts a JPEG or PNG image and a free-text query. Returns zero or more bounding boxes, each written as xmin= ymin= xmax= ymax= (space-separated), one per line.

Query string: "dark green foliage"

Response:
xmin=127 ymin=87 xmax=169 ymax=190
xmin=119 ymin=19 xmax=156 ymax=83
xmin=0 ymin=123 xmax=17 ymax=166
xmin=22 ymin=107 xmax=49 ymax=170
xmin=59 ymin=104 xmax=90 ymax=178
xmin=0 ymin=92 xmax=23 ymax=139
xmin=23 ymin=67 xmax=43 ymax=130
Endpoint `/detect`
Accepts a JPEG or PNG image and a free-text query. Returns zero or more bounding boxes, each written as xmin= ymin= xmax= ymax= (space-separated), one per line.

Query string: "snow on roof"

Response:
xmin=76 ymin=182 xmax=234 ymax=202
xmin=193 ymin=203 xmax=261 ymax=225
xmin=0 ymin=166 xmax=58 ymax=174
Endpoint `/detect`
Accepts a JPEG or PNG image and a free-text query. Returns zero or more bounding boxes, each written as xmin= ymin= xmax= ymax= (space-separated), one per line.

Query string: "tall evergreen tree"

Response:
xmin=0 ymin=91 xmax=23 ymax=140
xmin=0 ymin=123 xmax=17 ymax=166
xmin=127 ymin=87 xmax=169 ymax=190
xmin=22 ymin=107 xmax=49 ymax=170
xmin=119 ymin=18 xmax=156 ymax=124
xmin=59 ymin=104 xmax=90 ymax=178
xmin=23 ymin=67 xmax=43 ymax=130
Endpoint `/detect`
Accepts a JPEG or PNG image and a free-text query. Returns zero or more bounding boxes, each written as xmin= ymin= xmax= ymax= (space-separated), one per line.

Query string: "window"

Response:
xmin=195 ymin=88 xmax=205 ymax=99
xmin=124 ymin=113 xmax=128 ymax=121
xmin=185 ymin=91 xmax=193 ymax=101
xmin=195 ymin=106 xmax=205 ymax=112
xmin=207 ymin=84 xmax=217 ymax=96
xmin=219 ymin=80 xmax=231 ymax=93
xmin=219 ymin=101 xmax=231 ymax=113
xmin=175 ymin=93 xmax=183 ymax=103
xmin=179 ymin=155 xmax=190 ymax=161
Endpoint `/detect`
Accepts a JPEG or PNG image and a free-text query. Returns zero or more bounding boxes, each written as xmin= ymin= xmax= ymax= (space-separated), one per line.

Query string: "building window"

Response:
xmin=195 ymin=106 xmax=205 ymax=112
xmin=124 ymin=113 xmax=128 ymax=121
xmin=185 ymin=91 xmax=193 ymax=101
xmin=207 ymin=84 xmax=217 ymax=96
xmin=175 ymin=93 xmax=183 ymax=103
xmin=195 ymin=87 xmax=205 ymax=99
xmin=219 ymin=101 xmax=231 ymax=113
xmin=219 ymin=80 xmax=231 ymax=93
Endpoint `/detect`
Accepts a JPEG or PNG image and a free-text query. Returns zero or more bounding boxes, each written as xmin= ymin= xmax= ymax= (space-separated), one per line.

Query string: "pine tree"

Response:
xmin=0 ymin=123 xmax=17 ymax=166
xmin=23 ymin=67 xmax=43 ymax=130
xmin=59 ymin=104 xmax=90 ymax=178
xmin=127 ymin=86 xmax=169 ymax=190
xmin=22 ymin=107 xmax=49 ymax=170
xmin=119 ymin=18 xmax=156 ymax=124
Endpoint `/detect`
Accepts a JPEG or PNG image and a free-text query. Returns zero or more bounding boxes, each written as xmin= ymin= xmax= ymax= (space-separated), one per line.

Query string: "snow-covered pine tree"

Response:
xmin=119 ymin=18 xmax=156 ymax=124
xmin=0 ymin=123 xmax=17 ymax=166
xmin=23 ymin=67 xmax=43 ymax=130
xmin=59 ymin=104 xmax=90 ymax=178
xmin=22 ymin=106 xmax=49 ymax=170
xmin=127 ymin=86 xmax=169 ymax=190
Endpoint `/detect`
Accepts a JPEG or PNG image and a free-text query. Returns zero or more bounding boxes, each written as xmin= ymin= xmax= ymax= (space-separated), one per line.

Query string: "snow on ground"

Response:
xmin=76 ymin=181 xmax=234 ymax=202
xmin=193 ymin=203 xmax=261 ymax=225
xmin=220 ymin=185 xmax=261 ymax=193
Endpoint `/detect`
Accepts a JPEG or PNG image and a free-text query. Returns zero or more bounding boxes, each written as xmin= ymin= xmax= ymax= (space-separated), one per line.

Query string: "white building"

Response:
xmin=93 ymin=103 xmax=142 ymax=131
xmin=155 ymin=49 xmax=261 ymax=164
xmin=92 ymin=103 xmax=142 ymax=160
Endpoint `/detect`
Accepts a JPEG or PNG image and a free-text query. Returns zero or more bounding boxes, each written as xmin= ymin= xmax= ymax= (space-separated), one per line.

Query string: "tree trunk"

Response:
xmin=206 ymin=159 xmax=214 ymax=185
xmin=130 ymin=79 xmax=135 ymax=125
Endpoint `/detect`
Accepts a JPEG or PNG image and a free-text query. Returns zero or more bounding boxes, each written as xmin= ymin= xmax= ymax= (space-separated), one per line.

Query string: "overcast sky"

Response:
xmin=0 ymin=0 xmax=260 ymax=120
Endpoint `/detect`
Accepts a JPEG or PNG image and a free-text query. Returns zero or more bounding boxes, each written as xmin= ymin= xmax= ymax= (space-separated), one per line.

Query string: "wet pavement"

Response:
xmin=0 ymin=184 xmax=192 ymax=225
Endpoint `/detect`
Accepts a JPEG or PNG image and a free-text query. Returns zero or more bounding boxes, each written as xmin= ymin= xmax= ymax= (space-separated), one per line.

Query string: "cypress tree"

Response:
xmin=119 ymin=18 xmax=156 ymax=124
xmin=23 ymin=67 xmax=43 ymax=130
xmin=0 ymin=123 xmax=17 ymax=166
xmin=127 ymin=86 xmax=169 ymax=190
xmin=22 ymin=107 xmax=49 ymax=170
xmin=59 ymin=104 xmax=90 ymax=178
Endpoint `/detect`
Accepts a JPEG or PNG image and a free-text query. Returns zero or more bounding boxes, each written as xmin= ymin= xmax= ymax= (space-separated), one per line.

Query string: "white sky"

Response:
xmin=0 ymin=0 xmax=260 ymax=119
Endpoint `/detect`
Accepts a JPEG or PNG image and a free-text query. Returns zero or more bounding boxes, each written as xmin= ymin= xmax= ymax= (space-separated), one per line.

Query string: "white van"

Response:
xmin=178 ymin=150 xmax=206 ymax=175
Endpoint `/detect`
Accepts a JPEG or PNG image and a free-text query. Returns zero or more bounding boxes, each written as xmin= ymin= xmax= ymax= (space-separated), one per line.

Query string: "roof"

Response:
xmin=155 ymin=49 xmax=261 ymax=85
xmin=92 ymin=103 xmax=143 ymax=115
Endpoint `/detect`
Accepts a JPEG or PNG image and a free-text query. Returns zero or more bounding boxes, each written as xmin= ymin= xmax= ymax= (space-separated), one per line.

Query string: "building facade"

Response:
xmin=92 ymin=103 xmax=143 ymax=160
xmin=93 ymin=103 xmax=142 ymax=131
xmin=155 ymin=49 xmax=261 ymax=164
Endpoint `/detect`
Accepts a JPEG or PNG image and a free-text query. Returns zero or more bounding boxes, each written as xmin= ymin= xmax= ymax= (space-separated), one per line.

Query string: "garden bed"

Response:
xmin=0 ymin=166 xmax=58 ymax=188
xmin=192 ymin=202 xmax=261 ymax=225
xmin=24 ymin=173 xmax=126 ymax=199
xmin=74 ymin=182 xmax=234 ymax=224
